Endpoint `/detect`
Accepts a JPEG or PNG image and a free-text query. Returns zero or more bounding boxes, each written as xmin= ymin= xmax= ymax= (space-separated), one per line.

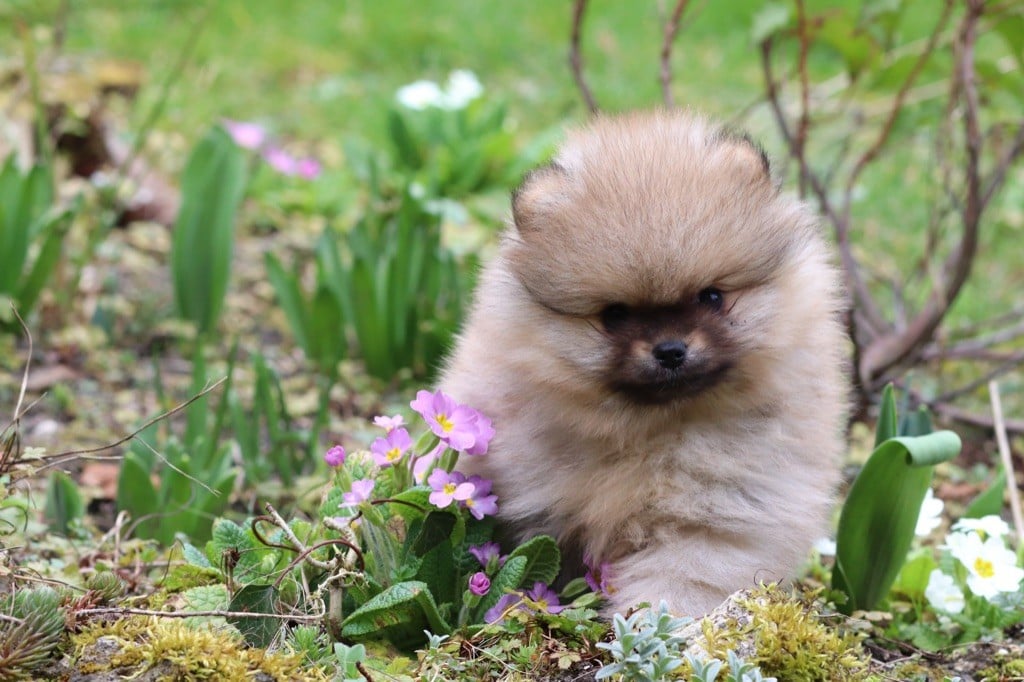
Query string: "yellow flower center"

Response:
xmin=974 ymin=557 xmax=995 ymax=579
xmin=535 ymin=599 xmax=548 ymax=611
xmin=386 ymin=447 xmax=401 ymax=461
xmin=436 ymin=413 xmax=454 ymax=433
xmin=443 ymin=483 xmax=457 ymax=495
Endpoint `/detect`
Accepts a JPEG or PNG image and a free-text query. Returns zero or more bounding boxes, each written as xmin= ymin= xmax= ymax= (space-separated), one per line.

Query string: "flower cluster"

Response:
xmin=222 ymin=119 xmax=321 ymax=179
xmin=395 ymin=69 xmax=483 ymax=111
xmin=925 ymin=513 xmax=1023 ymax=614
xmin=484 ymin=582 xmax=565 ymax=624
xmin=330 ymin=389 xmax=498 ymax=521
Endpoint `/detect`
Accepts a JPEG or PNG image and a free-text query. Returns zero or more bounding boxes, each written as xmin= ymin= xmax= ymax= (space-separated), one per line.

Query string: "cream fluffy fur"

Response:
xmin=439 ymin=110 xmax=848 ymax=616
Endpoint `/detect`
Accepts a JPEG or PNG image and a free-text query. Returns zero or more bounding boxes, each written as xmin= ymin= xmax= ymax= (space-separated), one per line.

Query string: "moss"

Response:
xmin=978 ymin=656 xmax=1024 ymax=681
xmin=691 ymin=585 xmax=871 ymax=681
xmin=71 ymin=616 xmax=330 ymax=681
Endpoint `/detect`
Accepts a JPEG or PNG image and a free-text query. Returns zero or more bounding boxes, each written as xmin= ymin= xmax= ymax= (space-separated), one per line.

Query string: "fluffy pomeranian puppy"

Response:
xmin=438 ymin=110 xmax=848 ymax=616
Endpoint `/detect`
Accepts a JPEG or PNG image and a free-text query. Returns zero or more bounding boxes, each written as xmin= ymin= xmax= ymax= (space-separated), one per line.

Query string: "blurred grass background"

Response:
xmin=4 ymin=0 xmax=1021 ymax=384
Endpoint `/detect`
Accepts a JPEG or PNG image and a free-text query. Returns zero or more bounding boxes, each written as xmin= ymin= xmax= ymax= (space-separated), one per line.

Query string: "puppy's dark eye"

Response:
xmin=698 ymin=287 xmax=724 ymax=311
xmin=601 ymin=303 xmax=630 ymax=329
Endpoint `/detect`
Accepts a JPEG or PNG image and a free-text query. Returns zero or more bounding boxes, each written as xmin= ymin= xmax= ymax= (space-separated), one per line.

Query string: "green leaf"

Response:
xmin=414 ymin=540 xmax=457 ymax=607
xmin=506 ymin=535 xmax=560 ymax=588
xmin=229 ymin=584 xmax=280 ymax=648
xmin=387 ymin=109 xmax=424 ymax=170
xmin=181 ymin=584 xmax=229 ymax=612
xmin=265 ymin=252 xmax=311 ymax=355
xmin=16 ymin=206 xmax=73 ymax=314
xmin=411 ymin=511 xmax=457 ymax=557
xmin=891 ymin=550 xmax=937 ymax=601
xmin=875 ymin=383 xmax=898 ymax=446
xmin=44 ymin=470 xmax=85 ymax=534
xmin=170 ymin=125 xmax=248 ymax=335
xmin=116 ymin=453 xmax=159 ymax=523
xmin=833 ymin=430 xmax=961 ymax=613
xmin=182 ymin=542 xmax=214 ymax=569
xmin=963 ymin=468 xmax=1007 ymax=519
xmin=341 ymin=581 xmax=451 ymax=646
xmin=751 ymin=2 xmax=791 ymax=44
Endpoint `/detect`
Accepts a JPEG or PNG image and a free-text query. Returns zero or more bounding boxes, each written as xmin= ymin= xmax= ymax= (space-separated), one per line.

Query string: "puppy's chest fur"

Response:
xmin=470 ymin=414 xmax=784 ymax=561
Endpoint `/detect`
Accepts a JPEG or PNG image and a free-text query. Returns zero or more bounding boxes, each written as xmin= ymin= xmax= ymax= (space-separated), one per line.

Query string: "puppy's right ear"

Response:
xmin=511 ymin=162 xmax=569 ymax=234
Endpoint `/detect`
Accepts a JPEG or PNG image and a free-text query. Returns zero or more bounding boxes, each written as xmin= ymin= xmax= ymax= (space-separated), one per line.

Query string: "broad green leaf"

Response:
xmin=182 ymin=542 xmax=214 ymax=569
xmin=171 ymin=125 xmax=248 ymax=335
xmin=116 ymin=453 xmax=159 ymax=522
xmin=229 ymin=584 xmax=280 ymax=647
xmin=833 ymin=430 xmax=961 ymax=613
xmin=181 ymin=584 xmax=229 ymax=612
xmin=341 ymin=580 xmax=451 ymax=642
xmin=963 ymin=468 xmax=1006 ymax=519
xmin=387 ymin=109 xmax=424 ymax=170
xmin=44 ymin=471 xmax=85 ymax=534
xmin=410 ymin=511 xmax=457 ymax=557
xmin=414 ymin=540 xmax=456 ymax=607
xmin=265 ymin=252 xmax=311 ymax=355
xmin=891 ymin=550 xmax=937 ymax=601
xmin=506 ymin=535 xmax=560 ymax=588
xmin=875 ymin=383 xmax=898 ymax=446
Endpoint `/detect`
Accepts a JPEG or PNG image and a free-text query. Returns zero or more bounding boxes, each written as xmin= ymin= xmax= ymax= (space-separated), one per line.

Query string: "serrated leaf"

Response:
xmin=181 ymin=584 xmax=230 ymax=612
xmin=341 ymin=581 xmax=451 ymax=644
xmin=506 ymin=535 xmax=560 ymax=588
xmin=229 ymin=584 xmax=280 ymax=647
xmin=182 ymin=542 xmax=214 ymax=569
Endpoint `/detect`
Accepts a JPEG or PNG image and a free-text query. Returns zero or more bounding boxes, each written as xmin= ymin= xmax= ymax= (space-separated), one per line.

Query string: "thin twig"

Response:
xmin=569 ymin=0 xmax=599 ymax=114
xmin=794 ymin=0 xmax=810 ymax=197
xmin=658 ymin=0 xmax=691 ymax=108
xmin=981 ymin=120 xmax=1024 ymax=209
xmin=37 ymin=377 xmax=227 ymax=470
xmin=989 ymin=381 xmax=1023 ymax=544
xmin=842 ymin=0 xmax=954 ymax=200
xmin=74 ymin=605 xmax=325 ymax=622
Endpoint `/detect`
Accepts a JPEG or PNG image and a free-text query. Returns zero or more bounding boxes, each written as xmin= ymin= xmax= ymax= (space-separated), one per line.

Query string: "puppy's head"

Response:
xmin=502 ymin=110 xmax=836 ymax=407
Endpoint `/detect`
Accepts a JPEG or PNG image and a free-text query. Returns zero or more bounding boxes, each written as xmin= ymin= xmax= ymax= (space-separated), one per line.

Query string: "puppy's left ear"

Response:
xmin=712 ymin=129 xmax=774 ymax=186
xmin=511 ymin=162 xmax=569 ymax=234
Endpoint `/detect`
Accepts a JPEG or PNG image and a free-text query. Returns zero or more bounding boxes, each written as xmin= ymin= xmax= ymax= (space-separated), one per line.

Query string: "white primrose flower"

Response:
xmin=944 ymin=531 xmax=1024 ymax=600
xmin=396 ymin=79 xmax=445 ymax=110
xmin=915 ymin=488 xmax=944 ymax=536
xmin=952 ymin=515 xmax=1011 ymax=540
xmin=925 ymin=569 xmax=965 ymax=614
xmin=440 ymin=69 xmax=483 ymax=109
xmin=812 ymin=537 xmax=836 ymax=557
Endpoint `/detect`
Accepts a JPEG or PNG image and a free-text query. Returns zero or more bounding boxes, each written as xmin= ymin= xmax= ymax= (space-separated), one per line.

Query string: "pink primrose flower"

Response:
xmin=340 ymin=479 xmax=375 ymax=508
xmin=370 ymin=427 xmax=413 ymax=468
xmin=373 ymin=415 xmax=406 ymax=432
xmin=468 ymin=571 xmax=491 ymax=596
xmin=525 ymin=582 xmax=565 ymax=614
xmin=468 ymin=542 xmax=505 ymax=570
xmin=462 ymin=474 xmax=498 ymax=520
xmin=410 ymin=389 xmax=494 ymax=454
xmin=427 ymin=468 xmax=474 ymax=508
xmin=263 ymin=147 xmax=299 ymax=176
xmin=222 ymin=119 xmax=267 ymax=150
xmin=324 ymin=445 xmax=346 ymax=467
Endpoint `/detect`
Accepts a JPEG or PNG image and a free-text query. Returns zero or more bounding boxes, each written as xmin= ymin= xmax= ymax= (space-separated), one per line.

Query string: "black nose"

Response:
xmin=652 ymin=340 xmax=687 ymax=370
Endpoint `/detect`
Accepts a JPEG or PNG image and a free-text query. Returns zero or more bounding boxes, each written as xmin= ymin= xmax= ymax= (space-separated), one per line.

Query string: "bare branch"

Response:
xmin=569 ymin=0 xmax=599 ymax=114
xmin=759 ymin=38 xmax=887 ymax=342
xmin=659 ymin=0 xmax=692 ymax=108
xmin=982 ymin=120 xmax=1024 ymax=209
xmin=932 ymin=354 xmax=1024 ymax=404
xmin=843 ymin=0 xmax=954 ymax=199
xmin=794 ymin=0 xmax=811 ymax=197
xmin=859 ymin=0 xmax=987 ymax=386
